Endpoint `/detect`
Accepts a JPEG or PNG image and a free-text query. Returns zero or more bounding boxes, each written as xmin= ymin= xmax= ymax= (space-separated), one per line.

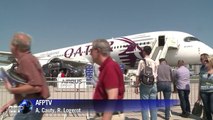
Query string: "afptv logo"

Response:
xmin=8 ymin=99 xmax=33 ymax=114
xmin=18 ymin=99 xmax=33 ymax=114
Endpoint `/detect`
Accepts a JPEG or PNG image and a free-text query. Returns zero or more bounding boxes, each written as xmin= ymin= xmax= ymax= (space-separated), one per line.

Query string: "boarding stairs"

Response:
xmin=150 ymin=37 xmax=179 ymax=64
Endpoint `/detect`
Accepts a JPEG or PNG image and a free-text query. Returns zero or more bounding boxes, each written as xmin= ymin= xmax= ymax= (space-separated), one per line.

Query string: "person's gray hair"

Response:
xmin=178 ymin=60 xmax=185 ymax=66
xmin=92 ymin=39 xmax=111 ymax=56
xmin=11 ymin=32 xmax=32 ymax=52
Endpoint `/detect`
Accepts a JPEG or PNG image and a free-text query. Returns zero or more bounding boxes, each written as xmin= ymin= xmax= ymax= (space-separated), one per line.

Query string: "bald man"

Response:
xmin=0 ymin=32 xmax=50 ymax=120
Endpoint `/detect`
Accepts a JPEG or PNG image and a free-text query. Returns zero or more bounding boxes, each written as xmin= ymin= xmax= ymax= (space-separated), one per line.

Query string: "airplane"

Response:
xmin=0 ymin=31 xmax=213 ymax=71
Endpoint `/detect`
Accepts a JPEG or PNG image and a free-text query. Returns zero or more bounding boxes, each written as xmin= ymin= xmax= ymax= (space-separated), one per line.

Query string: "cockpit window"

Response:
xmin=184 ymin=37 xmax=200 ymax=42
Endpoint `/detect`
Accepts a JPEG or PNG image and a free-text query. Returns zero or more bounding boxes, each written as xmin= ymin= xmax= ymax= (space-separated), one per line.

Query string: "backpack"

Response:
xmin=139 ymin=59 xmax=155 ymax=86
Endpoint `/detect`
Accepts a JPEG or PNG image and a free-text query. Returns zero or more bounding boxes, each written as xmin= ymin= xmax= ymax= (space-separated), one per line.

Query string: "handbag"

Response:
xmin=192 ymin=100 xmax=203 ymax=117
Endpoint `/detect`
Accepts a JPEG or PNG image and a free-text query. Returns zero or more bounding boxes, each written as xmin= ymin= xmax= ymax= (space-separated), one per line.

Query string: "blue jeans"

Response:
xmin=139 ymin=83 xmax=157 ymax=120
xmin=177 ymin=89 xmax=190 ymax=114
xmin=157 ymin=81 xmax=172 ymax=119
xmin=200 ymin=92 xmax=213 ymax=120
xmin=14 ymin=112 xmax=43 ymax=120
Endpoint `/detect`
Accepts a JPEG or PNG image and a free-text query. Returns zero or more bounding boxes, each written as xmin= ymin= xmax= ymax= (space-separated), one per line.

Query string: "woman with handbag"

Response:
xmin=199 ymin=56 xmax=213 ymax=120
xmin=198 ymin=53 xmax=209 ymax=119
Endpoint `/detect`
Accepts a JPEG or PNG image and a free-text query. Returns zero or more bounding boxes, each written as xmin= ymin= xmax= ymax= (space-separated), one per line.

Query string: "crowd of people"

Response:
xmin=134 ymin=46 xmax=191 ymax=120
xmin=89 ymin=39 xmax=213 ymax=120
xmin=0 ymin=33 xmax=212 ymax=120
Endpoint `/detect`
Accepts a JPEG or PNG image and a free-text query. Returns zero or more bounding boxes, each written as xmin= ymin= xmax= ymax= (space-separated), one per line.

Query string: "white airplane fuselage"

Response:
xmin=34 ymin=31 xmax=213 ymax=68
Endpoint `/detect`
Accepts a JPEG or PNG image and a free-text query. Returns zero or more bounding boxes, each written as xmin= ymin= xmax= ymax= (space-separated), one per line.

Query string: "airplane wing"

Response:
xmin=0 ymin=51 xmax=14 ymax=65
xmin=0 ymin=50 xmax=91 ymax=68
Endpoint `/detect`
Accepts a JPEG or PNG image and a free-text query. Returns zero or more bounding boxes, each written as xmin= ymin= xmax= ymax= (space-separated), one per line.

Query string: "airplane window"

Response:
xmin=184 ymin=37 xmax=200 ymax=42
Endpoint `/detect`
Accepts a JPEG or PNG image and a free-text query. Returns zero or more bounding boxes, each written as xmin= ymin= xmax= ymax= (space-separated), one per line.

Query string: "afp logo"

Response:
xmin=18 ymin=99 xmax=33 ymax=114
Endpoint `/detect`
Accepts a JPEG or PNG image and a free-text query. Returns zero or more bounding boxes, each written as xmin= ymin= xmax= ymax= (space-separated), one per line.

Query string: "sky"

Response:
xmin=0 ymin=0 xmax=213 ymax=53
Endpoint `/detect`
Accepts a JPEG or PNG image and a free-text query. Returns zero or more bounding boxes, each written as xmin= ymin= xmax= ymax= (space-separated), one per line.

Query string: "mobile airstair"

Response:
xmin=150 ymin=35 xmax=179 ymax=64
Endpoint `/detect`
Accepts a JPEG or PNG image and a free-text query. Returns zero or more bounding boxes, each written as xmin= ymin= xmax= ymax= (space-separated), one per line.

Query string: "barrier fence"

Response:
xmin=0 ymin=78 xmax=200 ymax=119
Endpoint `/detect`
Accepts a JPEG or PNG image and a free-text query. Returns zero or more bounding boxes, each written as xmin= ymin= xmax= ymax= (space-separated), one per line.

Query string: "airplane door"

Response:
xmin=158 ymin=35 xmax=165 ymax=46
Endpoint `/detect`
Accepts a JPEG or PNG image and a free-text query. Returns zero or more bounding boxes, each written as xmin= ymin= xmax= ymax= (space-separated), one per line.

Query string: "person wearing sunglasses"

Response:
xmin=200 ymin=56 xmax=213 ymax=120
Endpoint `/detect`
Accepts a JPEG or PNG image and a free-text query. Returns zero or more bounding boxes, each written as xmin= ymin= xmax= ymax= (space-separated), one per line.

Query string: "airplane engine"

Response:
xmin=42 ymin=58 xmax=84 ymax=79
